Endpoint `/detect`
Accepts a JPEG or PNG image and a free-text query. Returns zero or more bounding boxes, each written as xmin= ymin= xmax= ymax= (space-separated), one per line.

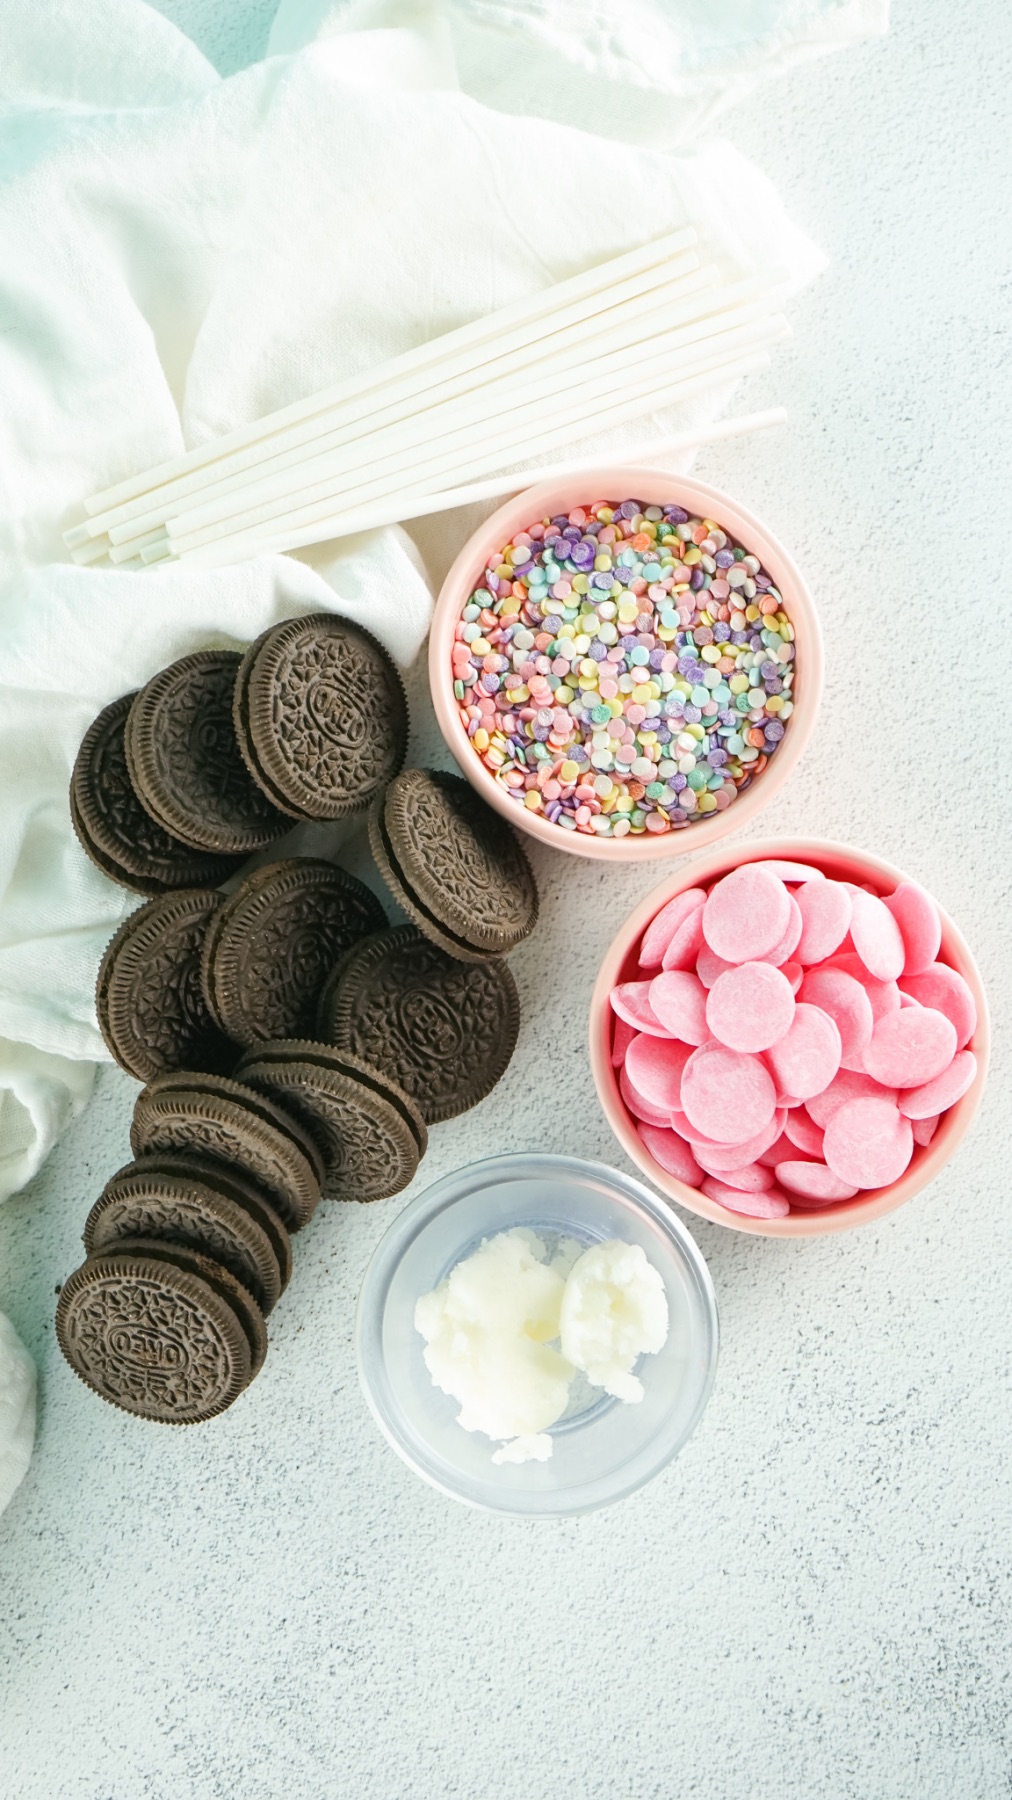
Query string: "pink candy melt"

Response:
xmin=625 ymin=1034 xmax=691 ymax=1112
xmin=822 ymin=1096 xmax=914 ymax=1188
xmin=639 ymin=888 xmax=706 ymax=970
xmin=897 ymin=1050 xmax=977 ymax=1119
xmin=899 ymin=965 xmax=977 ymax=1048
xmin=884 ymin=881 xmax=942 ymax=976
xmin=704 ymin=1181 xmax=790 ymax=1219
xmin=611 ymin=856 xmax=982 ymax=1218
xmin=636 ymin=1123 xmax=703 ymax=1185
xmin=680 ymin=1043 xmax=777 ymax=1144
xmin=701 ymin=867 xmax=791 ymax=964
xmin=795 ymin=879 xmax=852 ymax=964
xmin=649 ymin=970 xmax=709 ymax=1045
xmin=766 ymin=1002 xmax=842 ymax=1102
xmin=705 ymin=961 xmax=795 ymax=1054
xmin=610 ymin=980 xmax=669 ymax=1036
xmin=862 ymin=1006 xmax=957 ymax=1088
xmin=848 ymin=889 xmax=906 ymax=981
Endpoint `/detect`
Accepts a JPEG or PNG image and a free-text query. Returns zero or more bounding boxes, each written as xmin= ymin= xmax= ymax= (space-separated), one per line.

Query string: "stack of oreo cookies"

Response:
xmin=61 ymin=617 xmax=540 ymax=1424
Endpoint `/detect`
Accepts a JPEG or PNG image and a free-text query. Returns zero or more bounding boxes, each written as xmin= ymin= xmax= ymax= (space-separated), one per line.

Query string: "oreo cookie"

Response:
xmin=83 ymin=1155 xmax=291 ymax=1315
xmin=125 ymin=651 xmax=290 ymax=854
xmin=233 ymin=613 xmax=408 ymax=820
xmin=200 ymin=858 xmax=386 ymax=1047
xmin=56 ymin=1237 xmax=267 ymax=1424
xmin=71 ymin=694 xmax=239 ymax=895
xmin=235 ymin=1041 xmax=426 ymax=1202
xmin=131 ymin=1071 xmax=323 ymax=1231
xmin=96 ymin=889 xmax=235 ymax=1082
xmin=317 ymin=925 xmax=520 ymax=1124
xmin=369 ymin=768 xmax=538 ymax=961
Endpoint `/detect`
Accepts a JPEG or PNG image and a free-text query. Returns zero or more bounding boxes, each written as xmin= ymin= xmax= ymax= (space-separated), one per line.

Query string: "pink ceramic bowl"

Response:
xmin=428 ymin=469 xmax=823 ymax=861
xmin=588 ymin=837 xmax=990 ymax=1237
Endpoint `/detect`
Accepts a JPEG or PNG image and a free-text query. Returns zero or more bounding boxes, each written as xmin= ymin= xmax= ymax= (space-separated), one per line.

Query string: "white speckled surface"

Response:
xmin=2 ymin=4 xmax=1011 ymax=1796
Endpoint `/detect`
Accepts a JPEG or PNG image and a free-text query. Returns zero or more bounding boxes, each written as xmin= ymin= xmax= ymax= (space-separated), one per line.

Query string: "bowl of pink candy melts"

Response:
xmin=589 ymin=838 xmax=990 ymax=1236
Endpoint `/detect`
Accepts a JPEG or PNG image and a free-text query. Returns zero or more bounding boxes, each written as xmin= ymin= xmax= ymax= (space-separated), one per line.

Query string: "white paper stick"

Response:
xmin=161 ymin=293 xmax=783 ymax=550
xmin=168 ymin=317 xmax=787 ymax=556
xmin=104 ymin=263 xmax=743 ymax=547
xmin=87 ymin=249 xmax=708 ymax=542
xmin=82 ymin=228 xmax=697 ymax=516
xmin=175 ymin=349 xmax=774 ymax=568
xmin=70 ymin=537 xmax=111 ymax=566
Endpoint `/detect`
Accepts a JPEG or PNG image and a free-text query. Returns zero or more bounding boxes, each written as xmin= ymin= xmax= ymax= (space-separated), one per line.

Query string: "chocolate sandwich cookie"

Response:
xmin=131 ymin=1070 xmax=323 ymax=1231
xmin=200 ymin=858 xmax=386 ymax=1047
xmin=57 ymin=1237 xmax=267 ymax=1424
xmin=368 ymin=768 xmax=538 ymax=961
xmin=317 ymin=925 xmax=520 ymax=1124
xmin=235 ymin=1041 xmax=426 ymax=1202
xmin=96 ymin=889 xmax=235 ymax=1082
xmin=71 ymin=694 xmax=239 ymax=895
xmin=233 ymin=613 xmax=408 ymax=820
xmin=83 ymin=1155 xmax=291 ymax=1315
xmin=125 ymin=650 xmax=289 ymax=854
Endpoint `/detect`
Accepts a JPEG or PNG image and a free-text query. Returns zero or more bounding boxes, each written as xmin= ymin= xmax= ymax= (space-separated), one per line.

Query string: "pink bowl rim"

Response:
xmin=428 ymin=468 xmax=824 ymax=861
xmin=588 ymin=835 xmax=991 ymax=1238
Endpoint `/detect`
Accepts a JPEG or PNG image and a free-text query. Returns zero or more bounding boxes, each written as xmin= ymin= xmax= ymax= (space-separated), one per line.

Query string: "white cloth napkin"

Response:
xmin=0 ymin=1310 xmax=35 ymax=1521
xmin=0 ymin=0 xmax=887 ymax=1207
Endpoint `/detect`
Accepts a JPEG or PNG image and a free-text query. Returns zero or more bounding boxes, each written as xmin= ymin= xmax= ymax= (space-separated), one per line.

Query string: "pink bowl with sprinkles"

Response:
xmin=588 ymin=838 xmax=990 ymax=1238
xmin=429 ymin=470 xmax=823 ymax=860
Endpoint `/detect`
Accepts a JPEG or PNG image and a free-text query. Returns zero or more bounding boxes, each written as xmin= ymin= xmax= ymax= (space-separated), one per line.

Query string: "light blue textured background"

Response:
xmin=1 ymin=3 xmax=1010 ymax=1798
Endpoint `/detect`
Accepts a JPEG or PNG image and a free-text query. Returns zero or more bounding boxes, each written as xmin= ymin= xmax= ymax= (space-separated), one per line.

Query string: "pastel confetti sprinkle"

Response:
xmin=452 ymin=499 xmax=795 ymax=839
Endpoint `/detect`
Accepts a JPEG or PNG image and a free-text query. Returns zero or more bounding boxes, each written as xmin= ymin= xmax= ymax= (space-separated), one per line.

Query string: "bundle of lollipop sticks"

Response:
xmin=66 ymin=228 xmax=790 ymax=572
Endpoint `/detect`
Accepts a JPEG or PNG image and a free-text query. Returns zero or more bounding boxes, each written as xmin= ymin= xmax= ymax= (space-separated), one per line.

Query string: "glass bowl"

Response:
xmin=355 ymin=1153 xmax=718 ymax=1517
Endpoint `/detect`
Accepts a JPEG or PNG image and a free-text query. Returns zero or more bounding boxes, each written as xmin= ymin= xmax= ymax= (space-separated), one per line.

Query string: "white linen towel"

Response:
xmin=0 ymin=0 xmax=887 ymax=1207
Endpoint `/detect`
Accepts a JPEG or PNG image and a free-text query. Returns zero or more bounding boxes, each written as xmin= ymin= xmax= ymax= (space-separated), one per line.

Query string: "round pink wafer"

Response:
xmin=783 ymin=1108 xmax=825 ymax=1157
xmin=689 ymin=1114 xmax=787 ymax=1175
xmin=757 ymin=1129 xmax=814 ymax=1168
xmin=649 ymin=970 xmax=709 ymax=1045
xmin=680 ymin=1043 xmax=777 ymax=1143
xmin=636 ymin=1122 xmax=703 ymax=1186
xmin=610 ymin=980 xmax=671 ymax=1037
xmin=766 ymin=1002 xmax=842 ymax=1102
xmin=639 ymin=888 xmax=706 ymax=971
xmin=765 ymin=894 xmax=803 ymax=967
xmin=805 ymin=1068 xmax=897 ymax=1129
xmin=625 ymin=1034 xmax=692 ymax=1112
xmin=610 ymin=1016 xmax=636 ymax=1068
xmin=898 ymin=965 xmax=976 ymax=1048
xmin=911 ymin=1112 xmax=940 ymax=1146
xmin=705 ymin=962 xmax=795 ymax=1054
xmin=823 ymin=1095 xmax=913 ymax=1188
xmin=701 ymin=867 xmax=791 ymax=964
xmin=795 ymin=878 xmax=852 ymax=965
xmin=660 ymin=905 xmax=707 ymax=973
xmin=797 ymin=968 xmax=873 ymax=1068
xmin=696 ymin=942 xmax=735 ymax=989
xmin=884 ymin=881 xmax=941 ymax=977
xmin=748 ymin=860 xmax=825 ymax=884
xmin=774 ymin=1160 xmax=858 ymax=1201
xmin=862 ymin=1006 xmax=956 ymax=1088
xmin=705 ymin=1182 xmax=790 ymax=1219
xmin=849 ymin=889 xmax=906 ymax=982
xmin=619 ymin=1065 xmax=671 ymax=1127
xmin=827 ymin=953 xmax=900 ymax=1025
xmin=896 ymin=1049 xmax=977 ymax=1119
xmin=899 ymin=991 xmax=920 ymax=1008
xmin=703 ymin=1161 xmax=773 ymax=1192
xmin=783 ymin=962 xmax=803 ymax=994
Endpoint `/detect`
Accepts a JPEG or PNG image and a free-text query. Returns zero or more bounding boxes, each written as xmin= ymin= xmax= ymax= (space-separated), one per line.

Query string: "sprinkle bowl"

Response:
xmin=588 ymin=837 xmax=990 ymax=1237
xmin=429 ymin=469 xmax=823 ymax=860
